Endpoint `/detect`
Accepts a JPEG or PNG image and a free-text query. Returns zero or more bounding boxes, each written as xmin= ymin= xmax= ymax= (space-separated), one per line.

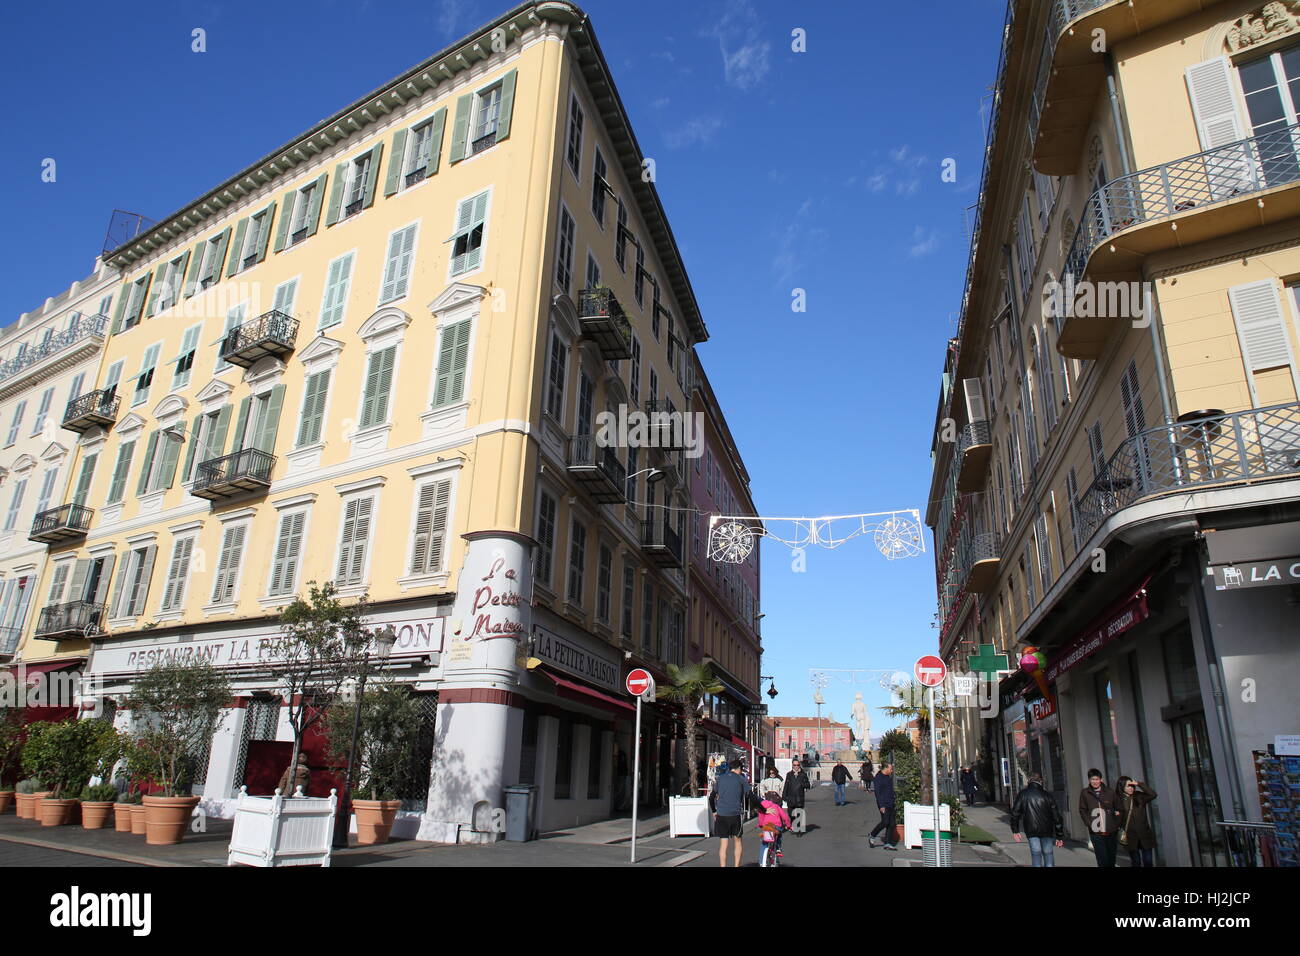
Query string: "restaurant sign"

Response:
xmin=531 ymin=625 xmax=621 ymax=693
xmin=1209 ymin=558 xmax=1300 ymax=590
xmin=1043 ymin=581 xmax=1150 ymax=683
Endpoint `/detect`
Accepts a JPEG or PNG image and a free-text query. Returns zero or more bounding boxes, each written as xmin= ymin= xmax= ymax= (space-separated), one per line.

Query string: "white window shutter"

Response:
xmin=962 ymin=378 xmax=986 ymax=422
xmin=1228 ymin=280 xmax=1296 ymax=374
xmin=1185 ymin=57 xmax=1247 ymax=150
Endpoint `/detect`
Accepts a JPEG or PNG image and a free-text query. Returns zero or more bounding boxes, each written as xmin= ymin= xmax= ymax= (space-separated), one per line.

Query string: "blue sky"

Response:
xmin=0 ymin=0 xmax=1004 ymax=737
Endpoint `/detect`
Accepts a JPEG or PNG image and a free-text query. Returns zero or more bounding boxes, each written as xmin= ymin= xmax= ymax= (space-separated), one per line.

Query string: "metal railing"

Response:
xmin=63 ymin=388 xmax=120 ymax=426
xmin=1064 ymin=122 xmax=1300 ymax=284
xmin=35 ymin=600 xmax=103 ymax=638
xmin=0 ymin=625 xmax=20 ymax=656
xmin=30 ymin=503 xmax=94 ymax=539
xmin=568 ymin=434 xmax=627 ymax=489
xmin=1215 ymin=821 xmax=1279 ymax=867
xmin=192 ymin=447 xmax=275 ymax=496
xmin=0 ymin=313 xmax=109 ymax=385
xmin=1028 ymin=0 xmax=1111 ymax=142
xmin=405 ymin=167 xmax=427 ymax=187
xmin=957 ymin=420 xmax=991 ymax=458
xmin=1074 ymin=403 xmax=1300 ymax=545
xmin=220 ymin=309 xmax=299 ymax=360
xmin=577 ymin=287 xmax=633 ymax=357
xmin=640 ymin=518 xmax=683 ymax=560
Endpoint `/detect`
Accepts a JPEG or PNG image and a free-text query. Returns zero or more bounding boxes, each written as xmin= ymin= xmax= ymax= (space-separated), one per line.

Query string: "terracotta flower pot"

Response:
xmin=893 ymin=824 xmax=906 ymax=845
xmin=142 ymin=795 xmax=200 ymax=846
xmin=14 ymin=792 xmax=34 ymax=819
xmin=30 ymin=791 xmax=52 ymax=821
xmin=352 ymin=799 xmax=402 ymax=846
xmin=81 ymin=801 xmax=114 ymax=830
xmin=129 ymin=803 xmax=148 ymax=835
xmin=40 ymin=798 xmax=77 ymax=827
xmin=114 ymin=804 xmax=135 ymax=832
xmin=0 ymin=791 xmax=12 ymax=815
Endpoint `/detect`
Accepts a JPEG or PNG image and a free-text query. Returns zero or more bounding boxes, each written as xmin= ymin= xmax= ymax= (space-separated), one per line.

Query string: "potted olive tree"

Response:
xmin=81 ymin=724 xmax=129 ymax=830
xmin=126 ymin=658 xmax=230 ymax=846
xmin=0 ymin=709 xmax=23 ymax=814
xmin=21 ymin=720 xmax=103 ymax=826
xmin=325 ymin=681 xmax=420 ymax=845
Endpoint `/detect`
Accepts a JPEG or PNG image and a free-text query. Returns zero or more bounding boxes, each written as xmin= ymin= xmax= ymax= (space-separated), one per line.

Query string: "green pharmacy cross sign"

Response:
xmin=967 ymin=644 xmax=1010 ymax=678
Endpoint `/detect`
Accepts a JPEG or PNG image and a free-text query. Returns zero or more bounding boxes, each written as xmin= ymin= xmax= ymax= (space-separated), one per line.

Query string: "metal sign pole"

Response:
xmin=929 ymin=685 xmax=942 ymax=867
xmin=630 ymin=692 xmax=643 ymax=865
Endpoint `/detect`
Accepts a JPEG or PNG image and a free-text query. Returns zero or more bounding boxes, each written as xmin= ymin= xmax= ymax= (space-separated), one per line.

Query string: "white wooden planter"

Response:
xmin=902 ymin=801 xmax=951 ymax=849
xmin=668 ymin=795 xmax=711 ymax=837
xmin=227 ymin=787 xmax=338 ymax=867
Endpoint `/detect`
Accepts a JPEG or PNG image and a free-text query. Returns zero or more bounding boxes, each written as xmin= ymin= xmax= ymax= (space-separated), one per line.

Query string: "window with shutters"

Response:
xmin=33 ymin=468 xmax=57 ymax=515
xmin=625 ymin=445 xmax=638 ymax=507
xmin=404 ymin=119 xmax=435 ymax=185
xmin=157 ymin=254 xmax=186 ymax=311
xmin=566 ymin=95 xmax=584 ymax=178
xmin=66 ymin=372 xmax=86 ymax=412
xmin=409 ymin=478 xmax=453 ymax=576
xmin=1237 ymin=45 xmax=1300 ymax=186
xmin=197 ymin=234 xmax=225 ymax=290
xmin=71 ymin=452 xmax=97 ymax=507
xmin=536 ymin=490 xmax=557 ymax=588
xmin=450 ymin=192 xmax=488 ymax=277
xmin=268 ymin=510 xmax=307 ymax=597
xmin=614 ymin=198 xmax=628 ymax=271
xmin=214 ymin=306 xmax=245 ymax=373
xmin=32 ymin=387 xmax=54 ymax=435
xmin=1035 ymin=514 xmax=1053 ymax=595
xmin=641 ymin=582 xmax=655 ymax=654
xmin=556 ymin=206 xmax=575 ymax=293
xmin=1228 ymin=281 xmax=1300 ymax=404
xmin=592 ymin=148 xmax=608 ymax=226
xmin=567 ymin=519 xmax=587 ymax=606
xmin=335 ymin=495 xmax=375 ymax=587
xmin=577 ymin=373 xmax=594 ymax=437
xmin=101 ymin=361 xmax=123 ymax=405
xmin=132 ymin=343 xmax=161 ymax=407
xmin=635 ymin=246 xmax=646 ymax=309
xmin=544 ymin=328 xmax=567 ymax=422
xmin=319 ymin=252 xmax=354 ymax=330
xmin=113 ymin=544 xmax=157 ymax=619
xmin=628 ymin=335 xmax=641 ymax=404
xmin=296 ymin=370 xmax=331 ymax=448
xmin=585 ymin=253 xmax=600 ymax=292
xmin=46 ymin=562 xmax=70 ymax=607
xmin=159 ymin=535 xmax=196 ymax=612
xmin=596 ymin=544 xmax=612 ymax=623
xmin=471 ymin=82 xmax=504 ymax=152
xmin=121 ymin=276 xmax=149 ymax=331
xmin=432 ymin=319 xmax=472 ymax=408
xmin=345 ymin=153 xmax=373 ymax=217
xmin=379 ymin=223 xmax=419 ymax=303
xmin=1066 ymin=467 xmax=1081 ymax=550
xmin=140 ymin=428 xmax=182 ymax=495
xmin=358 ymin=346 xmax=397 ymax=430
xmin=288 ymin=181 xmax=317 ymax=244
xmin=107 ymin=440 xmax=136 ymax=504
xmin=5 ymin=401 xmax=26 ymax=447
xmin=272 ymin=278 xmax=298 ymax=317
xmin=621 ymin=563 xmax=635 ymax=640
xmin=2 ymin=480 xmax=25 ymax=530
xmin=171 ymin=324 xmax=202 ymax=391
xmin=211 ymin=523 xmax=248 ymax=605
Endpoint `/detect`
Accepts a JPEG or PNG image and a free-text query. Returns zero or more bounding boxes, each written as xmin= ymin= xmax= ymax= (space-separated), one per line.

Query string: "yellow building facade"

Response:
xmin=18 ymin=1 xmax=732 ymax=839
xmin=929 ymin=0 xmax=1300 ymax=866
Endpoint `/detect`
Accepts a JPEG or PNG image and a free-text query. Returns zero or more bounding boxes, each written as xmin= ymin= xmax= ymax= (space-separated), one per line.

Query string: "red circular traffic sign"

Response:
xmin=626 ymin=668 xmax=653 ymax=696
xmin=914 ymin=655 xmax=947 ymax=687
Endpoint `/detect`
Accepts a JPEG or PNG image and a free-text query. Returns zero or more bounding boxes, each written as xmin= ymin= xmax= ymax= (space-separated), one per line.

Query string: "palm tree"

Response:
xmin=881 ymin=679 xmax=936 ymax=802
xmin=656 ymin=662 xmax=723 ymax=797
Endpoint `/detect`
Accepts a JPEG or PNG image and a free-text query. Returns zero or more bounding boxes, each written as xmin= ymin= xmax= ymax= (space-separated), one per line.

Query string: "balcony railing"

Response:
xmin=640 ymin=518 xmax=683 ymax=569
xmin=62 ymin=388 xmax=120 ymax=434
xmin=0 ymin=313 xmax=109 ymax=388
xmin=643 ymin=398 xmax=687 ymax=451
xmin=1074 ymin=403 xmax=1300 ymax=547
xmin=191 ymin=447 xmax=276 ymax=500
xmin=956 ymin=420 xmax=992 ymax=493
xmin=219 ymin=309 xmax=299 ymax=369
xmin=34 ymin=600 xmax=103 ymax=640
xmin=405 ymin=167 xmax=427 ymax=188
xmin=567 ymin=435 xmax=627 ymax=504
xmin=577 ymin=288 xmax=633 ymax=360
xmin=29 ymin=503 xmax=94 ymax=543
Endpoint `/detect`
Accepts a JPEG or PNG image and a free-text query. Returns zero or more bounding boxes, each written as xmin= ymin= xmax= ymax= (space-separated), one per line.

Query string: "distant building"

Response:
xmin=765 ymin=715 xmax=852 ymax=761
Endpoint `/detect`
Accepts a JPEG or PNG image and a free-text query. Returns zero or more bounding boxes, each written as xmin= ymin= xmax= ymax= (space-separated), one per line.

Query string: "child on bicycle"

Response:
xmin=756 ymin=790 xmax=791 ymax=863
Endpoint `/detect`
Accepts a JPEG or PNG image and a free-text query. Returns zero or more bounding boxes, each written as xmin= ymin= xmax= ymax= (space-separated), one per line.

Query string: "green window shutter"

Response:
xmin=254 ymin=202 xmax=276 ymax=263
xmin=230 ymin=396 xmax=253 ymax=452
xmin=360 ymin=347 xmax=396 ymax=428
xmin=212 ymin=226 xmax=233 ymax=277
xmin=296 ymin=370 xmax=330 ymax=447
xmin=379 ymin=225 xmax=417 ymax=303
xmin=433 ymin=319 xmax=471 ymax=407
xmin=336 ymin=496 xmax=373 ymax=584
xmin=145 ymin=263 xmax=167 ymax=317
xmin=68 ymin=559 xmax=90 ymax=603
xmin=209 ymin=404 xmax=233 ymax=458
xmin=91 ymin=554 xmax=115 ymax=607
xmin=449 ymin=319 xmax=471 ymax=403
xmin=162 ymin=536 xmax=194 ymax=611
xmin=108 ymin=555 xmax=131 ymax=619
xmin=274 ymin=192 xmax=296 ymax=252
xmin=384 ymin=128 xmax=409 ymax=196
xmin=254 ymin=385 xmax=287 ymax=452
xmin=213 ymin=525 xmax=247 ymax=604
xmin=427 ymin=108 xmax=447 ymax=174
xmin=110 ymin=283 xmax=130 ymax=334
xmin=181 ymin=415 xmax=202 ymax=480
xmin=46 ymin=563 xmax=70 ymax=605
xmin=411 ymin=479 xmax=452 ymax=574
xmin=108 ymin=440 xmax=136 ymax=503
xmin=135 ymin=431 xmax=159 ymax=495
xmin=126 ymin=545 xmax=157 ymax=616
xmin=270 ymin=511 xmax=306 ymax=596
xmin=325 ymin=161 xmax=348 ymax=226
xmin=157 ymin=428 xmax=183 ymax=490
xmin=226 ymin=217 xmax=250 ymax=277
xmin=183 ymin=241 xmax=205 ymax=296
xmin=72 ymin=453 xmax=98 ymax=506
xmin=496 ymin=68 xmax=518 ymax=142
xmin=306 ymin=173 xmax=328 ymax=236
xmin=361 ymin=143 xmax=384 ymax=209
xmin=449 ymin=93 xmax=473 ymax=163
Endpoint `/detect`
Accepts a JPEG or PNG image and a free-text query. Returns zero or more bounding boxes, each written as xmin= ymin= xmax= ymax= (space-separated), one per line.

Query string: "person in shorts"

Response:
xmin=710 ymin=761 xmax=748 ymax=866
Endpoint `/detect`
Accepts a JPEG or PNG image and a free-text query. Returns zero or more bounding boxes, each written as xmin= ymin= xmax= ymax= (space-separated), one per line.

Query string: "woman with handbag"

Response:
xmin=1115 ymin=775 xmax=1158 ymax=867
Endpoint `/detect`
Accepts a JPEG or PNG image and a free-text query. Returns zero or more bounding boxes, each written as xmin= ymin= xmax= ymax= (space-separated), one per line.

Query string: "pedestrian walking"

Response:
xmin=755 ymin=766 xmax=784 ymax=807
xmin=1115 ymin=775 xmax=1158 ymax=867
xmin=782 ymin=759 xmax=811 ymax=837
xmin=1010 ymin=772 xmax=1065 ymax=866
xmin=1078 ymin=768 xmax=1122 ymax=867
xmin=867 ymin=763 xmax=897 ymax=850
xmin=859 ymin=758 xmax=874 ymax=792
xmin=831 ymin=761 xmax=852 ymax=806
xmin=960 ymin=765 xmax=978 ymax=806
xmin=755 ymin=789 xmax=791 ymax=865
xmin=709 ymin=761 xmax=748 ymax=867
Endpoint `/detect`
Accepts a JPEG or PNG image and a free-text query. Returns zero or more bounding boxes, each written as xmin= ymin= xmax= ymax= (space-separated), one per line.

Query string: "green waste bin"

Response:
xmin=921 ymin=829 xmax=953 ymax=867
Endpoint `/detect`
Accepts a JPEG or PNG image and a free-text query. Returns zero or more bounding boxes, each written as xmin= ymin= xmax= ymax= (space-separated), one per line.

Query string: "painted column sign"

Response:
xmin=444 ymin=531 xmax=533 ymax=673
xmin=469 ymin=556 xmax=526 ymax=640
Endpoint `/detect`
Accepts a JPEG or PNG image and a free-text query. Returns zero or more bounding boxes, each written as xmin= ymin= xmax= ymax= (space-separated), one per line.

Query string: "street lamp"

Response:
xmin=331 ymin=624 xmax=397 ymax=849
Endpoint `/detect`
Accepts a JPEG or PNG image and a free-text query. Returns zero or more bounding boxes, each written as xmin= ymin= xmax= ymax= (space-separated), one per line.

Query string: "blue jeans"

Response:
xmin=834 ymin=783 xmax=847 ymax=805
xmin=1128 ymin=846 xmax=1154 ymax=867
xmin=1027 ymin=836 xmax=1055 ymax=867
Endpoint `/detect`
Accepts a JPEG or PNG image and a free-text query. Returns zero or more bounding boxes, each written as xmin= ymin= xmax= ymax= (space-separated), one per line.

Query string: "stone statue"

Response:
xmin=851 ymin=693 xmax=871 ymax=746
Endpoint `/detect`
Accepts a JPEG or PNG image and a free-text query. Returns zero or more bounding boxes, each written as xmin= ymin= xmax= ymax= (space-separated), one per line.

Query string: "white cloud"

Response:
xmin=772 ymin=199 xmax=827 ymax=285
xmin=664 ymin=115 xmax=723 ymax=149
xmin=706 ymin=0 xmax=772 ymax=91
xmin=909 ymin=226 xmax=940 ymax=258
xmin=862 ymin=145 xmax=929 ymax=197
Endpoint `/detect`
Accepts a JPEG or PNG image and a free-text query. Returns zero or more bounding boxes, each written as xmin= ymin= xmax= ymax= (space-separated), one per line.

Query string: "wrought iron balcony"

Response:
xmin=29 ymin=503 xmax=93 ymax=543
xmin=191 ymin=447 xmax=275 ymax=500
xmin=567 ymin=434 xmax=627 ymax=504
xmin=0 ymin=313 xmax=109 ymax=393
xmin=34 ymin=601 xmax=103 ymax=640
xmin=963 ymin=532 xmax=1002 ymax=594
xmin=640 ymin=518 xmax=683 ymax=569
xmin=643 ymin=398 xmax=687 ymax=451
xmin=955 ymin=420 xmax=992 ymax=494
xmin=62 ymin=388 xmax=120 ymax=434
xmin=577 ymin=288 xmax=633 ymax=360
xmin=219 ymin=309 xmax=299 ymax=369
xmin=405 ymin=167 xmax=427 ymax=188
xmin=1073 ymin=403 xmax=1300 ymax=547
xmin=1059 ymin=122 xmax=1300 ymax=357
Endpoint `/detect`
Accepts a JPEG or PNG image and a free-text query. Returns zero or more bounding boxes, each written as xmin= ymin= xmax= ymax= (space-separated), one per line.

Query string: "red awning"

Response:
xmin=3 ymin=659 xmax=84 ymax=682
xmin=539 ymin=670 xmax=635 ymax=715
xmin=729 ymin=733 xmax=750 ymax=749
xmin=1044 ymin=575 xmax=1153 ymax=683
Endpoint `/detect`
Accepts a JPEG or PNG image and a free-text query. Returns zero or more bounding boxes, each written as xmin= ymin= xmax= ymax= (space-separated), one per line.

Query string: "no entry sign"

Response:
xmin=914 ymin=655 xmax=946 ymax=687
xmin=626 ymin=668 xmax=653 ymax=697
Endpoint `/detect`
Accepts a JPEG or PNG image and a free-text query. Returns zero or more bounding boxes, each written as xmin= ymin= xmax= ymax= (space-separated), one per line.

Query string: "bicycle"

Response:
xmin=758 ymin=823 xmax=786 ymax=867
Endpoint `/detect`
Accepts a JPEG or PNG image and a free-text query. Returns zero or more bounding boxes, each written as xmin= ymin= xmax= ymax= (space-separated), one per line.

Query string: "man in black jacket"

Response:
xmin=831 ymin=762 xmax=852 ymax=806
xmin=867 ymin=763 xmax=897 ymax=850
xmin=782 ymin=760 xmax=811 ymax=836
xmin=1011 ymin=773 xmax=1065 ymax=867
